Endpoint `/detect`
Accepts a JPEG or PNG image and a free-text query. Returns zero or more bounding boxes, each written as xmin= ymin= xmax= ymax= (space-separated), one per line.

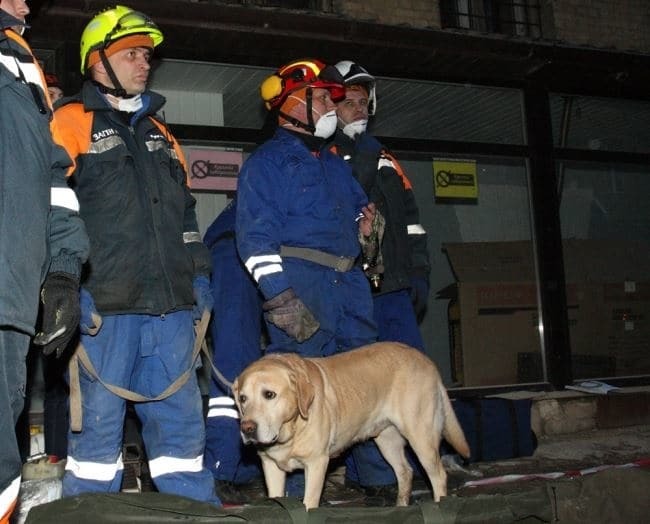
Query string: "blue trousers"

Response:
xmin=265 ymin=261 xmax=377 ymax=357
xmin=204 ymin=238 xmax=263 ymax=484
xmin=345 ymin=289 xmax=426 ymax=487
xmin=63 ymin=311 xmax=220 ymax=504
xmin=265 ymin=262 xmax=378 ymax=496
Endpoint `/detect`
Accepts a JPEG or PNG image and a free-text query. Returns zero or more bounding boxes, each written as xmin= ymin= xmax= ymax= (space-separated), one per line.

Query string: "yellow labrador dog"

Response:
xmin=233 ymin=342 xmax=470 ymax=509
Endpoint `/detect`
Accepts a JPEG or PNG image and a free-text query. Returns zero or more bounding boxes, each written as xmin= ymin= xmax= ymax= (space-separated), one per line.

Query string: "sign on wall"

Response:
xmin=186 ymin=147 xmax=243 ymax=192
xmin=433 ymin=158 xmax=478 ymax=203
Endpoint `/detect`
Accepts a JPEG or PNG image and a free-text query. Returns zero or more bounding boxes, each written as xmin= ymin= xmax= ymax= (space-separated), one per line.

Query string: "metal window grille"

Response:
xmin=440 ymin=0 xmax=542 ymax=38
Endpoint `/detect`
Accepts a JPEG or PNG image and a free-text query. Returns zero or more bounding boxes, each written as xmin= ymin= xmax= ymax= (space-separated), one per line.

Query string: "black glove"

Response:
xmin=263 ymin=288 xmax=320 ymax=343
xmin=33 ymin=272 xmax=80 ymax=358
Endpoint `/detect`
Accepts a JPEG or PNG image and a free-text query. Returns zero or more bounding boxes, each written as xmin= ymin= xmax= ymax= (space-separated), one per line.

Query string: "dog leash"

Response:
xmin=68 ymin=309 xmax=213 ymax=432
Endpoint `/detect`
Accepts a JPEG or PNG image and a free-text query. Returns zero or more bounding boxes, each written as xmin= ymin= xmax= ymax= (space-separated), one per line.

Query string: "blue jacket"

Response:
xmin=236 ymin=128 xmax=368 ymax=300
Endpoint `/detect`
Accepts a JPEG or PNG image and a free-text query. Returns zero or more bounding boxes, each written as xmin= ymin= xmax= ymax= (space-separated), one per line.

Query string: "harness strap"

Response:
xmin=68 ymin=310 xmax=211 ymax=432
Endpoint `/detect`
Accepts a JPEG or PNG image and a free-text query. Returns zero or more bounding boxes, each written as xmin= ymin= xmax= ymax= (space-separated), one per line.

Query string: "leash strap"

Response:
xmin=68 ymin=310 xmax=210 ymax=431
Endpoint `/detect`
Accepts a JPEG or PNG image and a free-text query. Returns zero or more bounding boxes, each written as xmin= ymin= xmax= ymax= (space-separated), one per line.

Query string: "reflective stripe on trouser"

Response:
xmin=0 ymin=329 xmax=31 ymax=519
xmin=204 ymin=239 xmax=263 ymax=483
xmin=346 ymin=289 xmax=426 ymax=486
xmin=63 ymin=311 xmax=220 ymax=504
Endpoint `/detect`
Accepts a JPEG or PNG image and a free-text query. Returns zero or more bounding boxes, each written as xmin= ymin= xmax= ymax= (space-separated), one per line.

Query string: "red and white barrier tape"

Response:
xmin=462 ymin=457 xmax=650 ymax=488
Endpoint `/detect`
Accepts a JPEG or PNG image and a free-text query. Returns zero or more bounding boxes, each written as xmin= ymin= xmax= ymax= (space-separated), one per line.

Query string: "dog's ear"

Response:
xmin=295 ymin=373 xmax=314 ymax=420
xmin=292 ymin=361 xmax=315 ymax=420
xmin=231 ymin=378 xmax=239 ymax=407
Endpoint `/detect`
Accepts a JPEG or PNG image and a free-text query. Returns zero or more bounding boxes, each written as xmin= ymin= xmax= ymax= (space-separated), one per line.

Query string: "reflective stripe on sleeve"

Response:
xmin=245 ymin=254 xmax=283 ymax=283
xmin=245 ymin=254 xmax=282 ymax=272
xmin=149 ymin=455 xmax=204 ymax=478
xmin=378 ymin=157 xmax=395 ymax=170
xmin=252 ymin=263 xmax=282 ymax=282
xmin=183 ymin=231 xmax=202 ymax=243
xmin=407 ymin=224 xmax=427 ymax=235
xmin=51 ymin=187 xmax=80 ymax=212
xmin=65 ymin=453 xmax=124 ymax=481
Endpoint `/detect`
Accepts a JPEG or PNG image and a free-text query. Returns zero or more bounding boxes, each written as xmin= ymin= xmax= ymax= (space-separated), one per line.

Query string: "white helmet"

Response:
xmin=334 ymin=60 xmax=377 ymax=115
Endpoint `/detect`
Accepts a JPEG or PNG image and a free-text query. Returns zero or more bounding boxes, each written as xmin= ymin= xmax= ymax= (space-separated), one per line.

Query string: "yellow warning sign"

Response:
xmin=433 ymin=158 xmax=478 ymax=200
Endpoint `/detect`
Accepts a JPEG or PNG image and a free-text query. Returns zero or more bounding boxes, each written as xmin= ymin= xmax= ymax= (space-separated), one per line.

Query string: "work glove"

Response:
xmin=409 ymin=276 xmax=430 ymax=322
xmin=193 ymin=275 xmax=214 ymax=320
xmin=33 ymin=272 xmax=80 ymax=358
xmin=79 ymin=288 xmax=102 ymax=335
xmin=263 ymin=288 xmax=320 ymax=343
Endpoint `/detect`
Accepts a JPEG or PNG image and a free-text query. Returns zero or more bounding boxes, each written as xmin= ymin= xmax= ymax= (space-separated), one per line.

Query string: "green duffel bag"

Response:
xmin=24 ymin=490 xmax=553 ymax=524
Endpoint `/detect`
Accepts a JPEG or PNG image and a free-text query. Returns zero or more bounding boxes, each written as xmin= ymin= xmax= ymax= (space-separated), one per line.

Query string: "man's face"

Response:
xmin=95 ymin=46 xmax=152 ymax=96
xmin=310 ymin=87 xmax=337 ymax=119
xmin=336 ymin=87 xmax=369 ymax=126
xmin=283 ymin=87 xmax=337 ymax=134
xmin=1 ymin=0 xmax=29 ymax=32
xmin=48 ymin=86 xmax=63 ymax=103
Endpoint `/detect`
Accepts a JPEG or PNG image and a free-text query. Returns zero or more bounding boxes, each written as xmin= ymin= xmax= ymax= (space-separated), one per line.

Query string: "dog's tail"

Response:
xmin=439 ymin=383 xmax=471 ymax=459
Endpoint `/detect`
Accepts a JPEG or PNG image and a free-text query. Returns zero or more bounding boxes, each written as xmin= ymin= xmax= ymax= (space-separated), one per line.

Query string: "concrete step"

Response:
xmin=493 ymin=386 xmax=650 ymax=437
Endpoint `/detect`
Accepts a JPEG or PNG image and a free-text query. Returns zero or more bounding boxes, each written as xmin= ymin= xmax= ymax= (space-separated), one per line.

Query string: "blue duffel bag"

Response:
xmin=449 ymin=397 xmax=537 ymax=462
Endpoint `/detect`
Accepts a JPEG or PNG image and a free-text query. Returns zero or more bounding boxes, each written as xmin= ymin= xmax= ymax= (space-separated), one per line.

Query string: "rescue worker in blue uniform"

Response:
xmin=236 ymin=59 xmax=380 ymax=497
xmin=236 ymin=58 xmax=378 ymax=358
xmin=332 ymin=60 xmax=432 ymax=504
xmin=54 ymin=6 xmax=219 ymax=504
xmin=0 ymin=3 xmax=89 ymax=521
xmin=203 ymin=200 xmax=264 ymax=504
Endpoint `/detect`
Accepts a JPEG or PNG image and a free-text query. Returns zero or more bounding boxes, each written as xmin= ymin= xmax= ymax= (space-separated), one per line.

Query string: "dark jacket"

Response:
xmin=55 ymin=81 xmax=210 ymax=315
xmin=0 ymin=13 xmax=88 ymax=333
xmin=332 ymin=129 xmax=430 ymax=294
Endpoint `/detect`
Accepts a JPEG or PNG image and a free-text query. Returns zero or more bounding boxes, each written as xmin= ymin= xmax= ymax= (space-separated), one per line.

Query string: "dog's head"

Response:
xmin=232 ymin=353 xmax=315 ymax=446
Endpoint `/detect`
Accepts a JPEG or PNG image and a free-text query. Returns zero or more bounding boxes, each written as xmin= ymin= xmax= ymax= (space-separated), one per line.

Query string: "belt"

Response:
xmin=280 ymin=245 xmax=356 ymax=272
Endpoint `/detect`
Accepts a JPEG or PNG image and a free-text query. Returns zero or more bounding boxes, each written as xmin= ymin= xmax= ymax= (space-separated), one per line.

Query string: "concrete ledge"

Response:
xmin=490 ymin=387 xmax=650 ymax=437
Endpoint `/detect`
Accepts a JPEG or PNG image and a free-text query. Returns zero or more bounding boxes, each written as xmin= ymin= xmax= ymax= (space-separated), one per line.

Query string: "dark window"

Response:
xmin=440 ymin=0 xmax=542 ymax=38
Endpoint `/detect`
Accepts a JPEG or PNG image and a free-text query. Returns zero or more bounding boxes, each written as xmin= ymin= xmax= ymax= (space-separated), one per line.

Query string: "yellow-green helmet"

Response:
xmin=79 ymin=5 xmax=163 ymax=73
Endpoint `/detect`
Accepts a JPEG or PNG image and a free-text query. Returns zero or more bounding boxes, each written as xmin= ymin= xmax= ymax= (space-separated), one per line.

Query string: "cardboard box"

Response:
xmin=443 ymin=240 xmax=650 ymax=386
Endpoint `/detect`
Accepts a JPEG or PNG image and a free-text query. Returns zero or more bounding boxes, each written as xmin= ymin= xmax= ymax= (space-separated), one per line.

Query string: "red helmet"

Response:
xmin=260 ymin=58 xmax=346 ymax=110
xmin=45 ymin=73 xmax=61 ymax=89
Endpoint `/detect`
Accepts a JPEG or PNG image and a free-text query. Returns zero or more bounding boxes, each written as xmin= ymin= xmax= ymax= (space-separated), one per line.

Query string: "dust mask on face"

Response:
xmin=341 ymin=119 xmax=368 ymax=139
xmin=104 ymin=93 xmax=143 ymax=113
xmin=313 ymin=109 xmax=338 ymax=139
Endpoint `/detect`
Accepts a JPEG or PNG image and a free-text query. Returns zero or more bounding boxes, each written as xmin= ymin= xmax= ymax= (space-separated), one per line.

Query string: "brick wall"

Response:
xmin=332 ymin=0 xmax=649 ymax=54
xmin=335 ymin=0 xmax=440 ymax=28
xmin=550 ymin=0 xmax=650 ymax=53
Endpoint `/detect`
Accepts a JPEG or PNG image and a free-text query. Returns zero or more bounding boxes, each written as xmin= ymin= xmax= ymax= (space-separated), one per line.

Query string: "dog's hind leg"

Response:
xmin=374 ymin=426 xmax=412 ymax=506
xmin=404 ymin=426 xmax=446 ymax=502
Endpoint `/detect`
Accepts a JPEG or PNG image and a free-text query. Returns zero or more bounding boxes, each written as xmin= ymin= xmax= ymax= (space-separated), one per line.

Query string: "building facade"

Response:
xmin=29 ymin=0 xmax=650 ymax=391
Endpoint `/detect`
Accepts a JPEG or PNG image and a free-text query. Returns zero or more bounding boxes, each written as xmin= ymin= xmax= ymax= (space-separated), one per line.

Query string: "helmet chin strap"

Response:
xmin=279 ymin=87 xmax=316 ymax=134
xmin=97 ymin=47 xmax=128 ymax=98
